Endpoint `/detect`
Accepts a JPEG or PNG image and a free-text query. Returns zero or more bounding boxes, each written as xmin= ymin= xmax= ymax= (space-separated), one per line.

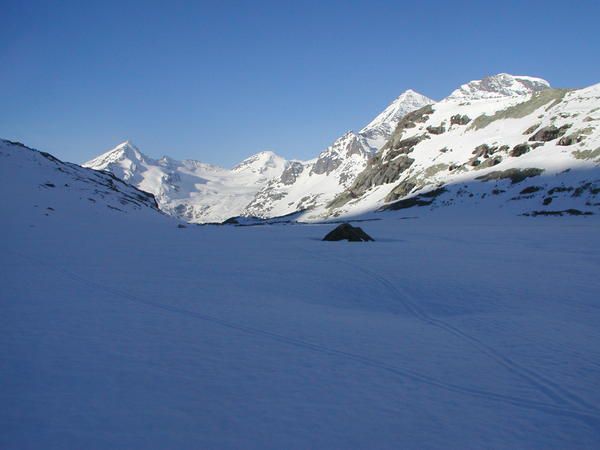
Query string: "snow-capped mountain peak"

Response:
xmin=85 ymin=140 xmax=144 ymax=167
xmin=84 ymin=141 xmax=150 ymax=183
xmin=445 ymin=73 xmax=551 ymax=101
xmin=232 ymin=151 xmax=287 ymax=178
xmin=360 ymin=89 xmax=435 ymax=149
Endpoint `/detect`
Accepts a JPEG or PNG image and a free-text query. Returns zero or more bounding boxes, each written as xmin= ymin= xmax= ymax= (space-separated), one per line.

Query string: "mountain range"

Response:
xmin=69 ymin=74 xmax=600 ymax=221
xmin=83 ymin=89 xmax=434 ymax=222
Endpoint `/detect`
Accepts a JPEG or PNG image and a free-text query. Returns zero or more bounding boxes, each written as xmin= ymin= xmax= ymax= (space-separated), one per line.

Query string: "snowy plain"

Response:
xmin=2 ymin=144 xmax=600 ymax=449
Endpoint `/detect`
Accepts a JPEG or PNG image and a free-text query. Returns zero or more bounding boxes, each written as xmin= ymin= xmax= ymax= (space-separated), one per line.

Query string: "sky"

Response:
xmin=1 ymin=0 xmax=599 ymax=167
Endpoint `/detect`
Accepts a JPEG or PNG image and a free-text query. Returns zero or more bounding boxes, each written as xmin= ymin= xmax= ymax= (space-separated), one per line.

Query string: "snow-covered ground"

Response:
xmin=2 ymin=141 xmax=600 ymax=449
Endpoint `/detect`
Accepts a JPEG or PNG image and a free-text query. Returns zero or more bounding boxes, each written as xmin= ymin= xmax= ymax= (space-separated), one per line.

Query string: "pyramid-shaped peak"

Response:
xmin=83 ymin=140 xmax=147 ymax=170
xmin=360 ymin=89 xmax=435 ymax=144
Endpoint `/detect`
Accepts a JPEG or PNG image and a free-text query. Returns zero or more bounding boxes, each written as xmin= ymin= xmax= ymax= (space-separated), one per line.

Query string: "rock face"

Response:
xmin=360 ymin=90 xmax=436 ymax=149
xmin=528 ymin=125 xmax=571 ymax=142
xmin=322 ymin=223 xmax=374 ymax=242
xmin=450 ymin=114 xmax=471 ymax=126
xmin=510 ymin=144 xmax=532 ymax=157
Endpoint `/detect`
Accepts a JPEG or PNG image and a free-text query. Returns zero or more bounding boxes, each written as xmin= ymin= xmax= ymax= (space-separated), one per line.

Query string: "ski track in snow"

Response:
xmin=333 ymin=256 xmax=599 ymax=414
xmin=12 ymin=249 xmax=600 ymax=430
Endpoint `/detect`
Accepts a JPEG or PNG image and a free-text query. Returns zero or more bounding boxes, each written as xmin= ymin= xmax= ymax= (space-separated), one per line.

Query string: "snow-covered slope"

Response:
xmin=0 ymin=139 xmax=161 ymax=219
xmin=3 ymin=138 xmax=600 ymax=448
xmin=243 ymin=90 xmax=434 ymax=218
xmin=319 ymin=76 xmax=600 ymax=221
xmin=84 ymin=142 xmax=287 ymax=223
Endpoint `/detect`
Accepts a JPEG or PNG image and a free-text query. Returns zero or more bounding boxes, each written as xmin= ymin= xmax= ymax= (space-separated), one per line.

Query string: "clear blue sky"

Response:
xmin=1 ymin=0 xmax=599 ymax=167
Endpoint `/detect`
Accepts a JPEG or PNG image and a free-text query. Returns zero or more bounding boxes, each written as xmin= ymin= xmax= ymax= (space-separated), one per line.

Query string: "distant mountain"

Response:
xmin=84 ymin=142 xmax=287 ymax=223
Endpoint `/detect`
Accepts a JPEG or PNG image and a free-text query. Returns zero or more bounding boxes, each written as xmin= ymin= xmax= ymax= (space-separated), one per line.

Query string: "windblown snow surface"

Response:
xmin=2 ymin=139 xmax=600 ymax=449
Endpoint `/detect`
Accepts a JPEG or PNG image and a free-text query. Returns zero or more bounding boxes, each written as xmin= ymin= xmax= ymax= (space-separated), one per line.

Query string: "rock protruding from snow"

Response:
xmin=311 ymin=132 xmax=371 ymax=176
xmin=446 ymin=73 xmax=550 ymax=102
xmin=322 ymin=223 xmax=374 ymax=242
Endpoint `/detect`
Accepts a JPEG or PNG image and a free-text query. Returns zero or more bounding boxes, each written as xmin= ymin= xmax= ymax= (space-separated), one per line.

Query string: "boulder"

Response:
xmin=426 ymin=125 xmax=446 ymax=135
xmin=510 ymin=143 xmax=531 ymax=157
xmin=450 ymin=114 xmax=471 ymax=126
xmin=323 ymin=223 xmax=374 ymax=242
xmin=558 ymin=129 xmax=588 ymax=146
xmin=472 ymin=144 xmax=497 ymax=158
xmin=528 ymin=124 xmax=571 ymax=142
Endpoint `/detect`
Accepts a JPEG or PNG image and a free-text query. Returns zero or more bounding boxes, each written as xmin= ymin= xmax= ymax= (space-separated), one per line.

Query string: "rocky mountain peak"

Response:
xmin=445 ymin=73 xmax=551 ymax=101
xmin=360 ymin=89 xmax=435 ymax=150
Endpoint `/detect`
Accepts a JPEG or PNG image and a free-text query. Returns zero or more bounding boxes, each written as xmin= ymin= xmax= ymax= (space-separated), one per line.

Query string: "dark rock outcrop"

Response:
xmin=476 ymin=168 xmax=544 ymax=184
xmin=520 ymin=186 xmax=543 ymax=194
xmin=280 ymin=161 xmax=305 ymax=185
xmin=390 ymin=134 xmax=430 ymax=155
xmin=528 ymin=124 xmax=571 ymax=142
xmin=558 ymin=129 xmax=591 ymax=146
xmin=510 ymin=143 xmax=531 ymax=157
xmin=477 ymin=157 xmax=502 ymax=169
xmin=381 ymin=187 xmax=447 ymax=211
xmin=426 ymin=125 xmax=446 ymax=135
xmin=472 ymin=144 xmax=497 ymax=158
xmin=450 ymin=114 xmax=471 ymax=126
xmin=328 ymin=156 xmax=415 ymax=209
xmin=384 ymin=105 xmax=434 ymax=150
xmin=523 ymin=123 xmax=541 ymax=135
xmin=323 ymin=223 xmax=374 ymax=242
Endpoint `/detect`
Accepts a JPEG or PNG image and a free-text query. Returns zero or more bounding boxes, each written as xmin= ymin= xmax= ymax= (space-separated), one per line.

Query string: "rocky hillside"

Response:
xmin=319 ymin=75 xmax=600 ymax=220
xmin=242 ymin=90 xmax=434 ymax=218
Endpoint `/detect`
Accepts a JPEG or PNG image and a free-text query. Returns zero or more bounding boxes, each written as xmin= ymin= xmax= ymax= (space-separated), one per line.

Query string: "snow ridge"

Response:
xmin=446 ymin=73 xmax=550 ymax=101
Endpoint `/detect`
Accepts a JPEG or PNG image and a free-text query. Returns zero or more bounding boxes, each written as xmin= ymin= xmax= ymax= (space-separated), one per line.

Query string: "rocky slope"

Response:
xmin=319 ymin=74 xmax=600 ymax=220
xmin=242 ymin=90 xmax=434 ymax=218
